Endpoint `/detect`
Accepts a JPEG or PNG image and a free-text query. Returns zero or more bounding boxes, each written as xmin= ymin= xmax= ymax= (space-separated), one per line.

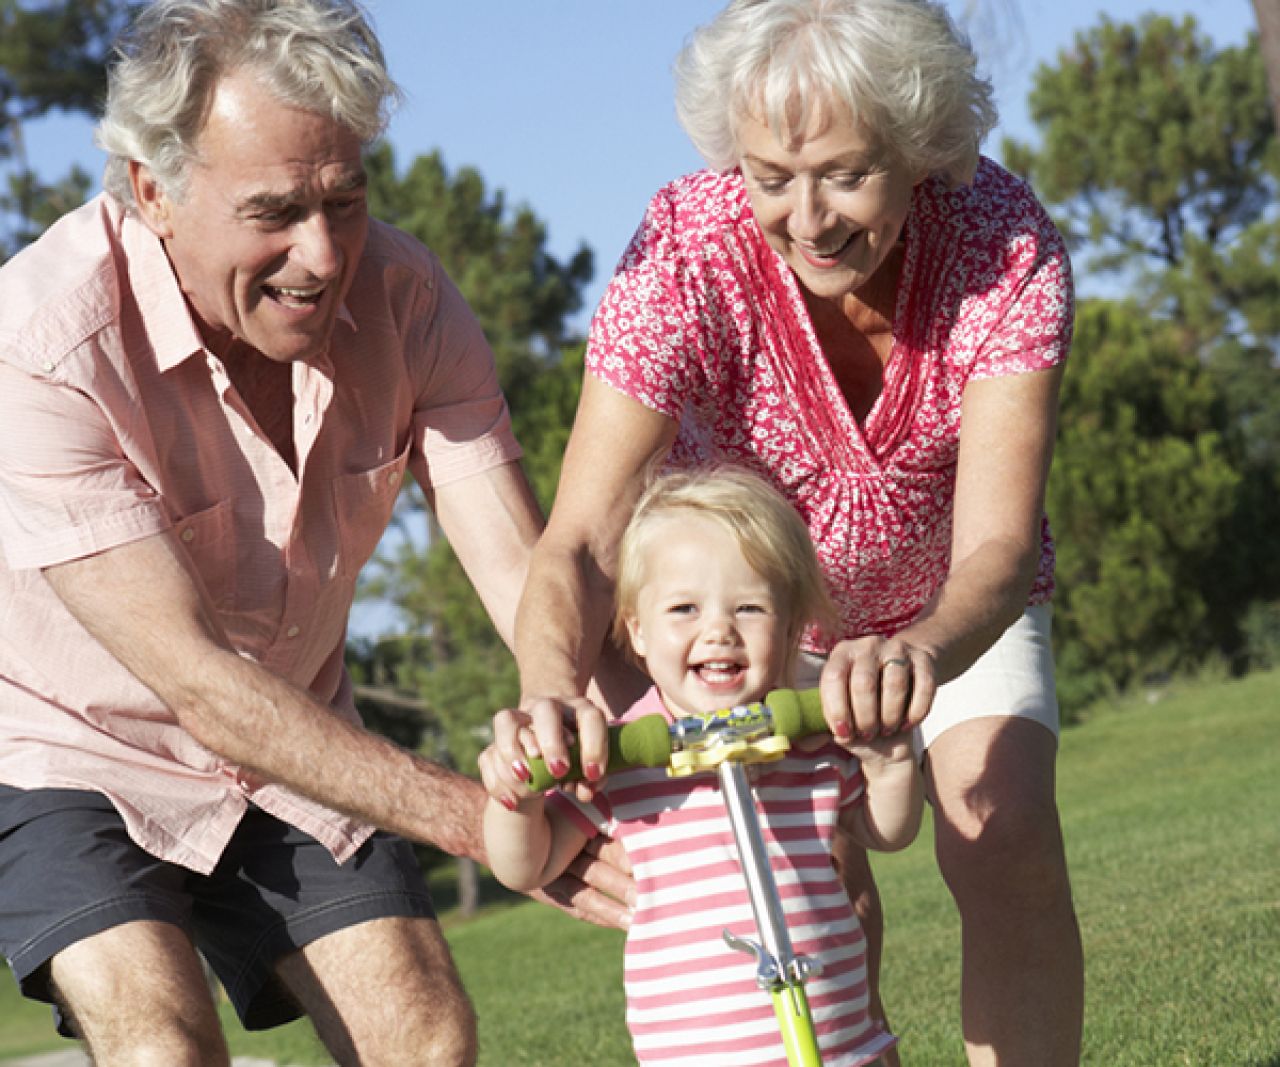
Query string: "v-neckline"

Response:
xmin=766 ymin=218 xmax=917 ymax=475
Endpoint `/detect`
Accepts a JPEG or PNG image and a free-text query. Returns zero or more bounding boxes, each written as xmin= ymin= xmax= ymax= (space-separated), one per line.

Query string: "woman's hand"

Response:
xmin=819 ymin=635 xmax=938 ymax=742
xmin=479 ymin=697 xmax=612 ymax=807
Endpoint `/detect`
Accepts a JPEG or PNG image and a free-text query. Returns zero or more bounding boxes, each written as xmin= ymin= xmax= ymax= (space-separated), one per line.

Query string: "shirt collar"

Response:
xmin=120 ymin=209 xmax=206 ymax=373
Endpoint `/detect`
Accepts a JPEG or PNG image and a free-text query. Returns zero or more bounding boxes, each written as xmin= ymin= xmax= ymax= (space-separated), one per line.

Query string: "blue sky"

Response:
xmin=21 ymin=0 xmax=1257 ymax=326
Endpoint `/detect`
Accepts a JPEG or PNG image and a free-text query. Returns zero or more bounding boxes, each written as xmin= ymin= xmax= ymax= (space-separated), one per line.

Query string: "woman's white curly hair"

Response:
xmin=674 ymin=0 xmax=996 ymax=185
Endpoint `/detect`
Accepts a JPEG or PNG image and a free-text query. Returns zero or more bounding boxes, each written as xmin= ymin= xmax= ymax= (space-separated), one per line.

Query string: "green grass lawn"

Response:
xmin=2 ymin=667 xmax=1277 ymax=1065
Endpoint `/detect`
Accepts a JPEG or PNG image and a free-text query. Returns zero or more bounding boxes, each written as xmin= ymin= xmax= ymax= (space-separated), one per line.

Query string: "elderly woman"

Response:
xmin=511 ymin=0 xmax=1082 ymax=1062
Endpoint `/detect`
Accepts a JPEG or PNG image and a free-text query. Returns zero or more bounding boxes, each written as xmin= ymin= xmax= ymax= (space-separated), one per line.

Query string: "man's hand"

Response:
xmin=530 ymin=836 xmax=634 ymax=930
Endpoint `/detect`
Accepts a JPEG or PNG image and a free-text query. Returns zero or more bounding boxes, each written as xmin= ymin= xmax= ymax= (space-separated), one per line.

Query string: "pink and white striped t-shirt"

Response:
xmin=586 ymin=158 xmax=1074 ymax=650
xmin=551 ymin=688 xmax=895 ymax=1067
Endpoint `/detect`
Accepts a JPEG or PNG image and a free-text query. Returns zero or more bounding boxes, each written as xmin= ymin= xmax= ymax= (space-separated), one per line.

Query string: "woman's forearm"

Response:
xmin=896 ymin=536 xmax=1039 ymax=684
xmin=514 ymin=540 xmax=619 ymax=701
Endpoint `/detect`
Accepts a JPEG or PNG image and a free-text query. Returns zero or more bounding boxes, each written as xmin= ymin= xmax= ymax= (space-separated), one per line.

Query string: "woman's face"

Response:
xmin=738 ymin=104 xmax=920 ymax=305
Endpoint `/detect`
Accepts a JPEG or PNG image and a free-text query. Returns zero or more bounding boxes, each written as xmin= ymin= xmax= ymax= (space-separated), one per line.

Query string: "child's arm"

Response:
xmin=838 ymin=733 xmax=924 ymax=853
xmin=479 ymin=737 xmax=594 ymax=893
xmin=482 ymin=791 xmax=593 ymax=893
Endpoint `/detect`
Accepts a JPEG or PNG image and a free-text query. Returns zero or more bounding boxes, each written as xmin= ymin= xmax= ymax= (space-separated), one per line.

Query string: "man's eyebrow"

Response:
xmin=235 ymin=172 xmax=368 ymax=214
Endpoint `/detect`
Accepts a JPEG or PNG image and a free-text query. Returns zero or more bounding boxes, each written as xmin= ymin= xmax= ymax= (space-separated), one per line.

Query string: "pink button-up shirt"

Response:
xmin=0 ymin=194 xmax=521 ymax=873
xmin=587 ymin=159 xmax=1073 ymax=648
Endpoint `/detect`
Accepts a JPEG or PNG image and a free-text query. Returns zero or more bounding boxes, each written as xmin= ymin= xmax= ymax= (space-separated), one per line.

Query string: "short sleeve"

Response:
xmin=584 ymin=191 xmax=695 ymax=419
xmin=0 ymin=363 xmax=169 ymax=569
xmin=968 ymin=213 xmax=1075 ymax=382
xmin=408 ymin=263 xmax=522 ymax=488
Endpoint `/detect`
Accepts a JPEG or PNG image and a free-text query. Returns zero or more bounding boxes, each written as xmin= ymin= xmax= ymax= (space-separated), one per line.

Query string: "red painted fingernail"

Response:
xmin=585 ymin=762 xmax=603 ymax=782
xmin=500 ymin=796 xmax=518 ymax=812
xmin=548 ymin=758 xmax=570 ymax=777
xmin=511 ymin=760 xmax=531 ymax=783
xmin=833 ymin=722 xmax=852 ymax=740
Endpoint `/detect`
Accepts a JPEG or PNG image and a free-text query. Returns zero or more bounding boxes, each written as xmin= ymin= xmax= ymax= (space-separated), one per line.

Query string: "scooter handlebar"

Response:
xmin=523 ymin=687 xmax=827 ymax=792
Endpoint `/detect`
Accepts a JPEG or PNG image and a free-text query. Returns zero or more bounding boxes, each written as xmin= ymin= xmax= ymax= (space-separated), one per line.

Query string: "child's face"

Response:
xmin=624 ymin=513 xmax=792 ymax=717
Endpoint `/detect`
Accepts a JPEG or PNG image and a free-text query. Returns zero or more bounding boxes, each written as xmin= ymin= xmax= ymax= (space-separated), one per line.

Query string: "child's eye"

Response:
xmin=737 ymin=603 xmax=768 ymax=615
xmin=667 ymin=602 xmax=698 ymax=616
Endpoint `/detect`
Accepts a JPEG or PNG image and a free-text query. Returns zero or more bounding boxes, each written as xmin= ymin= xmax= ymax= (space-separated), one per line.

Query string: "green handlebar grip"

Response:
xmin=765 ymin=687 xmax=828 ymax=740
xmin=525 ymin=712 xmax=673 ymax=792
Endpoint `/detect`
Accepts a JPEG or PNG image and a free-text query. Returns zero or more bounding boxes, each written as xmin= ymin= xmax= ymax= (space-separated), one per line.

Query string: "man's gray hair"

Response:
xmin=96 ymin=0 xmax=401 ymax=208
xmin=674 ymin=0 xmax=996 ymax=185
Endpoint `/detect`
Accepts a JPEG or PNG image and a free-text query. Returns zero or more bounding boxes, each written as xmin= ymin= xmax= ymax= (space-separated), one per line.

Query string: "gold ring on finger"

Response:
xmin=883 ymin=657 xmax=910 ymax=669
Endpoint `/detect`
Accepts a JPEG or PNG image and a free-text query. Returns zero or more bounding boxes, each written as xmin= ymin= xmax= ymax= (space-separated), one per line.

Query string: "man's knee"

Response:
xmin=325 ymin=975 xmax=477 ymax=1067
xmin=47 ymin=921 xmax=229 ymax=1067
xmin=400 ymin=981 xmax=478 ymax=1067
xmin=283 ymin=917 xmax=477 ymax=1067
xmin=50 ymin=966 xmax=229 ymax=1067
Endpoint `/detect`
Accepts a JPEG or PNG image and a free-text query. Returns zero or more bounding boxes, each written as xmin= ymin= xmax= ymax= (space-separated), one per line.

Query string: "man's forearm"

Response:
xmin=176 ymin=648 xmax=490 ymax=862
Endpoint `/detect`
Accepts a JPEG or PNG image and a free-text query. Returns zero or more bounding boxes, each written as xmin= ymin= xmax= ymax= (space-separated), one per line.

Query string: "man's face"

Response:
xmin=134 ymin=68 xmax=369 ymax=364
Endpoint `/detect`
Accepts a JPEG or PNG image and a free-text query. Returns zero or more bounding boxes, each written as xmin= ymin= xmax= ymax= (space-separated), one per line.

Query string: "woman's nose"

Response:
xmin=790 ymin=179 xmax=832 ymax=242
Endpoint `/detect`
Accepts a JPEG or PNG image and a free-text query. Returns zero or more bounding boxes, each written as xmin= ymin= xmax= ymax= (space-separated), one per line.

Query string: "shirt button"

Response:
xmin=180 ymin=528 xmax=195 ymax=542
xmin=286 ymin=625 xmax=300 ymax=638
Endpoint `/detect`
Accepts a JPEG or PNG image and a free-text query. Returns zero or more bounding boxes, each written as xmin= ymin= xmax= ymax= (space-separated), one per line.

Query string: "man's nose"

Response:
xmin=292 ymin=213 xmax=341 ymax=279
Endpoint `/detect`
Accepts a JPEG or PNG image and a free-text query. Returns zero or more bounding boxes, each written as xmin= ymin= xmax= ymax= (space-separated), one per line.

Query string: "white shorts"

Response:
xmin=795 ymin=604 xmax=1059 ymax=755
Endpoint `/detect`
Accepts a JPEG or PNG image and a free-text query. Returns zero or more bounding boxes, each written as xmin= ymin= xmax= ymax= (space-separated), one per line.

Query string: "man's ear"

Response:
xmin=130 ymin=161 xmax=174 ymax=238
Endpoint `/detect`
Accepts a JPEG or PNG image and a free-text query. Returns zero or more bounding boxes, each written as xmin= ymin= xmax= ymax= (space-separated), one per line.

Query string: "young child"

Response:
xmin=480 ymin=465 xmax=923 ymax=1067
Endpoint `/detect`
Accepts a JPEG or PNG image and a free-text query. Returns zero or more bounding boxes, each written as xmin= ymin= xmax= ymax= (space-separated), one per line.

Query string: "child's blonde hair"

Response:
xmin=613 ymin=465 xmax=836 ymax=659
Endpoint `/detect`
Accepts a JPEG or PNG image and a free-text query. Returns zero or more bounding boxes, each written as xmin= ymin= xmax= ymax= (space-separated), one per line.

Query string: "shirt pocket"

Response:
xmin=332 ymin=444 xmax=411 ymax=580
xmin=172 ymin=500 xmax=236 ymax=612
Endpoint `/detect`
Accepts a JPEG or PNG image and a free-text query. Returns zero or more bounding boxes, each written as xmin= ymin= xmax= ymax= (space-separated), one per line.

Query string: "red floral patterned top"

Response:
xmin=585 ymin=158 xmax=1073 ymax=650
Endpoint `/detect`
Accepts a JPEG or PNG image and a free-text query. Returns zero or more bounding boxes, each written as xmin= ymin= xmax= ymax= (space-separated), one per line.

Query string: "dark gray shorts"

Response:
xmin=0 ymin=786 xmax=436 ymax=1032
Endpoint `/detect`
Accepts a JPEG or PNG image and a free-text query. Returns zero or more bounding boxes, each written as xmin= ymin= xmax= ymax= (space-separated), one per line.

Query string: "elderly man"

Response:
xmin=0 ymin=2 xmax=626 ymax=1064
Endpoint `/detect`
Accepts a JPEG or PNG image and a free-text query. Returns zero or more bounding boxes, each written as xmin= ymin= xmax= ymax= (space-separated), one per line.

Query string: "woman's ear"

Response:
xmin=130 ymin=161 xmax=174 ymax=238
